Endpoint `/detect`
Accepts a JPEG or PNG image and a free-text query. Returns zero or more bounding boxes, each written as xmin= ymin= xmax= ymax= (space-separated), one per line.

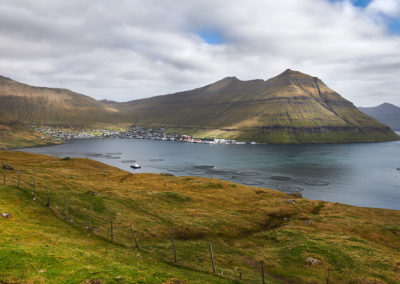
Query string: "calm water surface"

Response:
xmin=21 ymin=137 xmax=400 ymax=210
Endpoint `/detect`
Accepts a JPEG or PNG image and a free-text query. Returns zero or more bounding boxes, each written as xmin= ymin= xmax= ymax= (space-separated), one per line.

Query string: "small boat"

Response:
xmin=131 ymin=163 xmax=141 ymax=169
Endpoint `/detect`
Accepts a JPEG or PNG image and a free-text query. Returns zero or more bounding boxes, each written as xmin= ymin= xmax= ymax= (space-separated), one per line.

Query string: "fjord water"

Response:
xmin=22 ymin=137 xmax=400 ymax=210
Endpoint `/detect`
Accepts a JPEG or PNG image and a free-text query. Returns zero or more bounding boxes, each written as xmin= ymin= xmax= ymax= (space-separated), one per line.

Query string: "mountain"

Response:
xmin=359 ymin=103 xmax=400 ymax=131
xmin=0 ymin=75 xmax=127 ymax=128
xmin=114 ymin=69 xmax=398 ymax=143
xmin=1 ymin=70 xmax=397 ymax=143
xmin=0 ymin=109 xmax=26 ymax=132
xmin=0 ymin=110 xmax=54 ymax=149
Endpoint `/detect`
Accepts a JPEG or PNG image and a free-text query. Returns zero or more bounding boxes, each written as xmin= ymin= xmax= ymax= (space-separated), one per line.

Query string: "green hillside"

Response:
xmin=0 ymin=110 xmax=56 ymax=149
xmin=0 ymin=76 xmax=128 ymax=128
xmin=1 ymin=151 xmax=399 ymax=283
xmin=115 ymin=69 xmax=398 ymax=143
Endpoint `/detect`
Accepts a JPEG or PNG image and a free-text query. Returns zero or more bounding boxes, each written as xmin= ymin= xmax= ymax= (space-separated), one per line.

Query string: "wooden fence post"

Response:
xmin=46 ymin=186 xmax=50 ymax=207
xmin=110 ymin=218 xmax=114 ymax=242
xmin=327 ymin=266 xmax=330 ymax=284
xmin=130 ymin=224 xmax=139 ymax=249
xmin=33 ymin=178 xmax=36 ymax=200
xmin=17 ymin=171 xmax=21 ymax=188
xmin=209 ymin=244 xmax=216 ymax=273
xmin=64 ymin=195 xmax=68 ymax=218
xmin=261 ymin=260 xmax=265 ymax=284
xmin=89 ymin=206 xmax=93 ymax=231
xmin=2 ymin=163 xmax=6 ymax=186
xmin=170 ymin=232 xmax=177 ymax=263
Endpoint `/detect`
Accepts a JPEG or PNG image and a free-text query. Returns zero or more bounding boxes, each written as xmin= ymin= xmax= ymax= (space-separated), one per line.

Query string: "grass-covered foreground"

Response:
xmin=0 ymin=151 xmax=399 ymax=283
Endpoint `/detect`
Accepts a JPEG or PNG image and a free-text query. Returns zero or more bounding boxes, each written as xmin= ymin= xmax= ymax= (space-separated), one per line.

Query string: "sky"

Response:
xmin=0 ymin=0 xmax=399 ymax=106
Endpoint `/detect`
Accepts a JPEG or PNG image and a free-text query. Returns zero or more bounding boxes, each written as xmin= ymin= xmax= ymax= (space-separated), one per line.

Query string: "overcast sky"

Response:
xmin=0 ymin=0 xmax=399 ymax=106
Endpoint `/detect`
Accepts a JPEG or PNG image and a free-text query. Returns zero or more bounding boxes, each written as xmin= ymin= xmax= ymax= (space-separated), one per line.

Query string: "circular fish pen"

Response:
xmin=209 ymin=167 xmax=236 ymax=177
xmin=397 ymin=168 xmax=400 ymax=171
xmin=278 ymin=184 xmax=304 ymax=192
xmin=240 ymin=179 xmax=264 ymax=186
xmin=304 ymin=179 xmax=330 ymax=186
xmin=194 ymin=165 xmax=215 ymax=170
xmin=121 ymin=160 xmax=136 ymax=163
xmin=186 ymin=169 xmax=207 ymax=175
xmin=270 ymin=176 xmax=292 ymax=181
xmin=167 ymin=167 xmax=186 ymax=172
xmin=235 ymin=170 xmax=261 ymax=177
xmin=149 ymin=159 xmax=164 ymax=161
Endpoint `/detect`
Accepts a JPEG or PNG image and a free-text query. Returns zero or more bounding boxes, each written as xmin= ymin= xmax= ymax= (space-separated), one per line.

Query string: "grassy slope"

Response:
xmin=0 ymin=110 xmax=57 ymax=150
xmin=0 ymin=187 xmax=234 ymax=284
xmin=0 ymin=151 xmax=399 ymax=283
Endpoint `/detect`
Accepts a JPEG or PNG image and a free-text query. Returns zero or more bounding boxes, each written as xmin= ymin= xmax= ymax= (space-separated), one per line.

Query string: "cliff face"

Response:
xmin=115 ymin=69 xmax=398 ymax=143
xmin=359 ymin=103 xmax=400 ymax=131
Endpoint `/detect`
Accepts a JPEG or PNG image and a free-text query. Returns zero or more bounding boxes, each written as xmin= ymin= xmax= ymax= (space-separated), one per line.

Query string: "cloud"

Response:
xmin=0 ymin=0 xmax=399 ymax=106
xmin=367 ymin=0 xmax=400 ymax=18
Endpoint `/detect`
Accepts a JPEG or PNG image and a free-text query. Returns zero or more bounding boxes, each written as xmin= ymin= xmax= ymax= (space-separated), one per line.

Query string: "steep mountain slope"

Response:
xmin=0 ymin=110 xmax=54 ymax=149
xmin=0 ymin=109 xmax=26 ymax=132
xmin=359 ymin=103 xmax=400 ymax=131
xmin=0 ymin=76 xmax=126 ymax=128
xmin=115 ymin=69 xmax=398 ymax=143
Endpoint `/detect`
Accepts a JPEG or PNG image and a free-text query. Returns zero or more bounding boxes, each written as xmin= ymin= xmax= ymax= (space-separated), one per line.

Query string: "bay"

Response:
xmin=21 ymin=136 xmax=400 ymax=210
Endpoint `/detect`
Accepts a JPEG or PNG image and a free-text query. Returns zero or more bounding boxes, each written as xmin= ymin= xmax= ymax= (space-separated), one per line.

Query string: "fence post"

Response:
xmin=327 ymin=266 xmax=330 ymax=284
xmin=130 ymin=224 xmax=139 ymax=249
xmin=110 ymin=218 xmax=114 ymax=242
xmin=17 ymin=171 xmax=21 ymax=188
xmin=239 ymin=271 xmax=242 ymax=280
xmin=64 ymin=195 xmax=68 ymax=218
xmin=2 ymin=163 xmax=6 ymax=186
xmin=209 ymin=244 xmax=216 ymax=273
xmin=33 ymin=178 xmax=36 ymax=200
xmin=261 ymin=260 xmax=265 ymax=284
xmin=89 ymin=206 xmax=93 ymax=231
xmin=170 ymin=232 xmax=177 ymax=263
xmin=46 ymin=186 xmax=50 ymax=207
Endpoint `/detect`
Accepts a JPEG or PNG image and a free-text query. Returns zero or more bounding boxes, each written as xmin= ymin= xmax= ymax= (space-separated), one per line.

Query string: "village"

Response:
xmin=33 ymin=126 xmax=257 ymax=144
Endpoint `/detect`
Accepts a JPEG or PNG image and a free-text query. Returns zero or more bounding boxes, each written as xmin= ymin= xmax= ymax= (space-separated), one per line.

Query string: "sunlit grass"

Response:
xmin=0 ymin=150 xmax=399 ymax=283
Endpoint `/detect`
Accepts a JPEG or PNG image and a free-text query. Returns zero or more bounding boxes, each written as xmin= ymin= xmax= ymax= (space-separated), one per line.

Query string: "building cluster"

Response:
xmin=33 ymin=126 xmax=257 ymax=144
xmin=181 ymin=135 xmax=255 ymax=144
xmin=33 ymin=127 xmax=121 ymax=141
xmin=122 ymin=126 xmax=180 ymax=140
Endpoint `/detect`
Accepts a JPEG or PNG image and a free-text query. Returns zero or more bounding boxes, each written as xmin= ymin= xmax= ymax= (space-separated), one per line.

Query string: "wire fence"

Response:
xmin=1 ymin=164 xmax=331 ymax=284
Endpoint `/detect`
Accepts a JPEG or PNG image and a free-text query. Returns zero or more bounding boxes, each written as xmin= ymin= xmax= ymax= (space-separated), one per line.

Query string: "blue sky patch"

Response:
xmin=329 ymin=0 xmax=371 ymax=7
xmin=198 ymin=31 xmax=223 ymax=45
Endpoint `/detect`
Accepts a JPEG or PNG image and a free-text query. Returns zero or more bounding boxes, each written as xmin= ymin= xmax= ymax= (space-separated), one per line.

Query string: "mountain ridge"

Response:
xmin=0 ymin=75 xmax=127 ymax=128
xmin=359 ymin=103 xmax=400 ymax=131
xmin=0 ymin=70 xmax=398 ymax=143
xmin=110 ymin=69 xmax=398 ymax=143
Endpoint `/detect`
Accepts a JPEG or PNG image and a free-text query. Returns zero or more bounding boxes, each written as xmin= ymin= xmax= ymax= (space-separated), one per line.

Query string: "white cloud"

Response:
xmin=0 ymin=0 xmax=399 ymax=106
xmin=367 ymin=0 xmax=400 ymax=18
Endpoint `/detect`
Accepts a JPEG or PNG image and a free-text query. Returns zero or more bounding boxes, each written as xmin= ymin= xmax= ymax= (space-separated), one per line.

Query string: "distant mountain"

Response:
xmin=359 ymin=103 xmax=400 ymax=131
xmin=113 ymin=69 xmax=398 ymax=143
xmin=0 ymin=76 xmax=127 ymax=128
